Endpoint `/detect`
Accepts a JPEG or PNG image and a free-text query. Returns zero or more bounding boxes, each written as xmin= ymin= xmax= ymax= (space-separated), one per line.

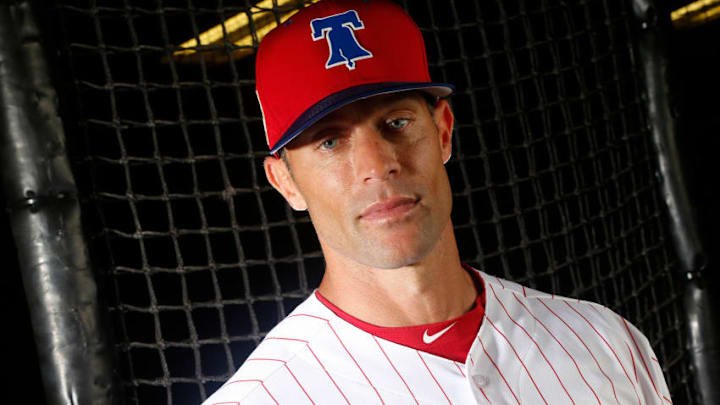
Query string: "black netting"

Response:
xmin=44 ymin=0 xmax=694 ymax=403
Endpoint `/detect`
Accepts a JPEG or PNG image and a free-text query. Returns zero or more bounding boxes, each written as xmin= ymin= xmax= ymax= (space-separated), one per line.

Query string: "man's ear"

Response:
xmin=263 ymin=155 xmax=308 ymax=211
xmin=433 ymin=99 xmax=454 ymax=164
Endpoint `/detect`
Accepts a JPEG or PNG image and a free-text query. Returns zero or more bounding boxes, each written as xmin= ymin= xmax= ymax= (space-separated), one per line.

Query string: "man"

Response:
xmin=203 ymin=0 xmax=672 ymax=403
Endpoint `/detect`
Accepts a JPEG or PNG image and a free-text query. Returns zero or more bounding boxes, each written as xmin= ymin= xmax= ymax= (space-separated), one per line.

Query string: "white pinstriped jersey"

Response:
xmin=202 ymin=269 xmax=672 ymax=404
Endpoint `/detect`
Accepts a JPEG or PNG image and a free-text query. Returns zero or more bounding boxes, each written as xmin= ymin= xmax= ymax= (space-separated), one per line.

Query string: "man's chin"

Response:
xmin=350 ymin=220 xmax=449 ymax=268
xmin=353 ymin=239 xmax=436 ymax=269
xmin=353 ymin=256 xmax=424 ymax=270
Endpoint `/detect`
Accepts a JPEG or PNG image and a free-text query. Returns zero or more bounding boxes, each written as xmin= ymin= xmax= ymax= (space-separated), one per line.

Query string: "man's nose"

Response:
xmin=351 ymin=127 xmax=401 ymax=183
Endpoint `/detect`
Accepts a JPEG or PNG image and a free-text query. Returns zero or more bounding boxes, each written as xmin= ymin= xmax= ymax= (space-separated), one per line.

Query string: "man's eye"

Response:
xmin=387 ymin=118 xmax=410 ymax=130
xmin=320 ymin=138 xmax=339 ymax=150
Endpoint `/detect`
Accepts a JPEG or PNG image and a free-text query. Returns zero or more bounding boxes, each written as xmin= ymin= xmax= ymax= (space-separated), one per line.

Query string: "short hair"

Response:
xmin=280 ymin=148 xmax=291 ymax=170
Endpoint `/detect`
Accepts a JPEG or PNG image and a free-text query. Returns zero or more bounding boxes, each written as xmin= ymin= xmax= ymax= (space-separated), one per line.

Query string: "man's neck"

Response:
xmin=316 ymin=223 xmax=477 ymax=327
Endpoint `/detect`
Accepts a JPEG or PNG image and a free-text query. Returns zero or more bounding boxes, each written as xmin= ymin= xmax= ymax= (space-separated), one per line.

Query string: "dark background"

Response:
xmin=4 ymin=0 xmax=718 ymax=403
xmin=666 ymin=5 xmax=720 ymax=275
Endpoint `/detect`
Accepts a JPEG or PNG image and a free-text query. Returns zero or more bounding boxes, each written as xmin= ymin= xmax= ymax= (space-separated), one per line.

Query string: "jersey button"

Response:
xmin=472 ymin=374 xmax=489 ymax=389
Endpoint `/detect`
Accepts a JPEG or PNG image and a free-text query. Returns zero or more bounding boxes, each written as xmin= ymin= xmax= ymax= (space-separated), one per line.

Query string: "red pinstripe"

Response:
xmin=485 ymin=315 xmax=548 ymax=404
xmin=626 ymin=342 xmax=638 ymax=382
xmin=565 ymin=301 xmax=641 ymax=405
xmin=289 ymin=313 xmax=331 ymax=322
xmin=478 ymin=336 xmax=521 ymax=404
xmin=488 ymin=283 xmax=575 ymax=405
xmin=663 ymin=395 xmax=673 ymax=404
xmin=225 ymin=380 xmax=279 ymax=404
xmin=512 ymin=295 xmax=601 ymax=404
xmin=306 ymin=344 xmax=351 ymax=404
xmin=453 ymin=361 xmax=466 ymax=377
xmin=284 ymin=363 xmax=316 ymax=404
xmin=522 ymin=285 xmax=527 ymax=297
xmin=244 ymin=358 xmax=315 ymax=404
xmin=496 ymin=278 xmax=506 ymax=289
xmin=537 ymin=299 xmax=621 ymax=405
xmin=622 ymin=318 xmax=663 ymax=402
xmin=372 ymin=336 xmax=419 ymax=405
xmin=289 ymin=313 xmax=385 ymax=403
xmin=588 ymin=304 xmax=604 ymax=316
xmin=265 ymin=337 xmax=309 ymax=344
xmin=417 ymin=351 xmax=453 ymax=405
xmin=479 ymin=387 xmax=493 ymax=404
xmin=327 ymin=323 xmax=385 ymax=404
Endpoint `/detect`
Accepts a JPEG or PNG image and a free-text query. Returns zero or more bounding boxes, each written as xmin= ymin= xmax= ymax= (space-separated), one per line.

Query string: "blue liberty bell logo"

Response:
xmin=310 ymin=10 xmax=373 ymax=70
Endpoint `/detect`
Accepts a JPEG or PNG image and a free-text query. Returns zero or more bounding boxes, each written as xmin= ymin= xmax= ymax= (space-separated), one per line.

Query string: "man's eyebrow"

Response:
xmin=305 ymin=122 xmax=344 ymax=142
xmin=381 ymin=95 xmax=428 ymax=113
xmin=384 ymin=91 xmax=426 ymax=103
xmin=304 ymin=94 xmax=424 ymax=139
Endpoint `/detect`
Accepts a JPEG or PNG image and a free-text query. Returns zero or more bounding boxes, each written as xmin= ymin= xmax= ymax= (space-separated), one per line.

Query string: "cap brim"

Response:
xmin=269 ymin=82 xmax=455 ymax=155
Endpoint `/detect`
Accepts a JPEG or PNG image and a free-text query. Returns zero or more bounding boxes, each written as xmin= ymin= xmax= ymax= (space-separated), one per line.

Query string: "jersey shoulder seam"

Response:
xmin=226 ymin=360 xmax=291 ymax=402
xmin=211 ymin=296 xmax=334 ymax=402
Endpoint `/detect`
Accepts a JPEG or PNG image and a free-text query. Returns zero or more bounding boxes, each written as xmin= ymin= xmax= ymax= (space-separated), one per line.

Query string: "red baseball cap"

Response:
xmin=256 ymin=0 xmax=454 ymax=154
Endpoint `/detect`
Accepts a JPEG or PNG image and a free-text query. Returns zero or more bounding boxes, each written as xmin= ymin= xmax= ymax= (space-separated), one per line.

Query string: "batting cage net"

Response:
xmin=41 ymin=0 xmax=693 ymax=403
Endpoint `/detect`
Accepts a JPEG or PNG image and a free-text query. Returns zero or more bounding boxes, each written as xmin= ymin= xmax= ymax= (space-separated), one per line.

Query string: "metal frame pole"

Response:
xmin=0 ymin=2 xmax=119 ymax=404
xmin=632 ymin=0 xmax=719 ymax=403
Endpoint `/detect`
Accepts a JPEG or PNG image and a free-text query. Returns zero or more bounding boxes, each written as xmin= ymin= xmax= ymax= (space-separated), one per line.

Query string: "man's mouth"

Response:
xmin=359 ymin=196 xmax=419 ymax=222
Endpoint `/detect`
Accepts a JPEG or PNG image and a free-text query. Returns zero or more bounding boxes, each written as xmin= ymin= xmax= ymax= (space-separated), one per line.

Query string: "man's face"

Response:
xmin=264 ymin=92 xmax=454 ymax=269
